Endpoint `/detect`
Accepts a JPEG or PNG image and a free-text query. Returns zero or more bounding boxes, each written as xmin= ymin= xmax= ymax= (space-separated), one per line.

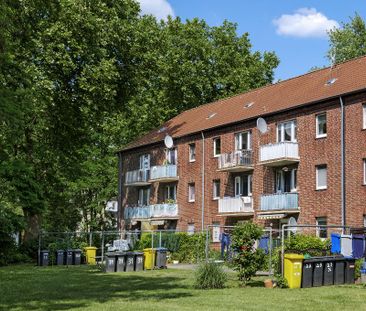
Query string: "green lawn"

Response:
xmin=0 ymin=265 xmax=365 ymax=311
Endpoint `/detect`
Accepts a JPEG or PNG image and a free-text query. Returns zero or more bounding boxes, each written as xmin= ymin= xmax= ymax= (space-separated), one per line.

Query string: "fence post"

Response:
xmin=269 ymin=226 xmax=273 ymax=276
xmin=38 ymin=231 xmax=42 ymax=266
xmin=89 ymin=231 xmax=92 ymax=247
xmin=159 ymin=231 xmax=162 ymax=248
xmin=101 ymin=231 xmax=105 ymax=264
xmin=151 ymin=231 xmax=154 ymax=270
xmin=205 ymin=227 xmax=209 ymax=262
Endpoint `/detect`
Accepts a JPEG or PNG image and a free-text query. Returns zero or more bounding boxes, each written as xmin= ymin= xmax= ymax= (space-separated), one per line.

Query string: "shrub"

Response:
xmin=355 ymin=258 xmax=364 ymax=279
xmin=194 ymin=261 xmax=227 ymax=289
xmin=284 ymin=234 xmax=330 ymax=256
xmin=274 ymin=274 xmax=288 ymax=288
xmin=231 ymin=222 xmax=266 ymax=286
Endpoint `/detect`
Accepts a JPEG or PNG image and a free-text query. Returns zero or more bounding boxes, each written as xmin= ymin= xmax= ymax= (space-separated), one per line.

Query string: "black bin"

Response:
xmin=134 ymin=252 xmax=144 ymax=271
xmin=334 ymin=257 xmax=345 ymax=285
xmin=302 ymin=259 xmax=314 ymax=288
xmin=116 ymin=252 xmax=126 ymax=272
xmin=56 ymin=250 xmax=64 ymax=265
xmin=39 ymin=250 xmax=49 ymax=266
xmin=64 ymin=249 xmax=73 ymax=265
xmin=105 ymin=252 xmax=117 ymax=273
xmin=312 ymin=259 xmax=324 ymax=287
xmin=345 ymin=259 xmax=355 ymax=284
xmin=73 ymin=249 xmax=82 ymax=265
xmin=323 ymin=257 xmax=335 ymax=286
xmin=156 ymin=248 xmax=168 ymax=269
xmin=125 ymin=252 xmax=135 ymax=272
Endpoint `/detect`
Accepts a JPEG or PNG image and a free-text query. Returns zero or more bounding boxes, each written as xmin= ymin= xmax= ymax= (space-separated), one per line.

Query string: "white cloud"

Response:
xmin=138 ymin=0 xmax=175 ymax=21
xmin=273 ymin=8 xmax=339 ymax=38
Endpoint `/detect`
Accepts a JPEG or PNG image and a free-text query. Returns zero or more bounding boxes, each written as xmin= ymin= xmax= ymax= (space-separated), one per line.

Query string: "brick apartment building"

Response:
xmin=117 ymin=56 xmax=366 ymax=235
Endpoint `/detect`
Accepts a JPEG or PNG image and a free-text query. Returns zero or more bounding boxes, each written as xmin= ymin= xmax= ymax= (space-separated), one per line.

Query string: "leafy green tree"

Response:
xmin=328 ymin=13 xmax=366 ymax=63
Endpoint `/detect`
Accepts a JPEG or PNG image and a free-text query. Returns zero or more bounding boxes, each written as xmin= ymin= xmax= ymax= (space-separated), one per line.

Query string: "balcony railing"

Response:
xmin=259 ymin=142 xmax=299 ymax=165
xmin=124 ymin=203 xmax=178 ymax=220
xmin=218 ymin=150 xmax=253 ymax=171
xmin=150 ymin=165 xmax=178 ymax=181
xmin=218 ymin=196 xmax=253 ymax=214
xmin=260 ymin=192 xmax=299 ymax=211
xmin=125 ymin=169 xmax=150 ymax=185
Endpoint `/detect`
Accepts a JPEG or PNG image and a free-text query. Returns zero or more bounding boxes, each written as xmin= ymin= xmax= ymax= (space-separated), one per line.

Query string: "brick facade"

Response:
xmin=118 ymin=91 xmax=366 ymax=233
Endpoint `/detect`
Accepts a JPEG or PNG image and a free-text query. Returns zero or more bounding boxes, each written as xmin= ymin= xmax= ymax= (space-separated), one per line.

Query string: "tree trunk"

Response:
xmin=23 ymin=212 xmax=41 ymax=242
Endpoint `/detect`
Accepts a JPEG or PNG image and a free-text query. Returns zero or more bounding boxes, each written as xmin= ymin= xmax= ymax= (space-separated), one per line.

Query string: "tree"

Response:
xmin=328 ymin=13 xmax=366 ymax=63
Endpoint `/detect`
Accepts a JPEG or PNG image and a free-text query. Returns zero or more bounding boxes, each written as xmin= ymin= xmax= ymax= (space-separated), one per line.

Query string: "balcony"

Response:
xmin=259 ymin=142 xmax=299 ymax=166
xmin=218 ymin=150 xmax=253 ymax=172
xmin=149 ymin=165 xmax=178 ymax=182
xmin=125 ymin=169 xmax=150 ymax=186
xmin=124 ymin=203 xmax=179 ymax=220
xmin=218 ymin=196 xmax=254 ymax=215
xmin=259 ymin=192 xmax=299 ymax=213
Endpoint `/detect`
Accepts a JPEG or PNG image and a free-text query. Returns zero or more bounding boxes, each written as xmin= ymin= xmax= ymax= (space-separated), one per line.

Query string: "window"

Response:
xmin=316 ymin=217 xmax=327 ymax=238
xmin=189 ymin=143 xmax=196 ymax=162
xmin=316 ymin=113 xmax=327 ymax=138
xmin=213 ymin=180 xmax=220 ymax=200
xmin=277 ymin=120 xmax=297 ymax=142
xmin=363 ymin=215 xmax=366 ymax=228
xmin=276 ymin=168 xmax=297 ymax=193
xmin=187 ymin=223 xmax=195 ymax=235
xmin=316 ymin=165 xmax=327 ymax=190
xmin=234 ymin=175 xmax=252 ymax=197
xmin=138 ymin=188 xmax=150 ymax=206
xmin=363 ymin=104 xmax=366 ymax=129
xmin=139 ymin=154 xmax=150 ymax=170
xmin=188 ymin=183 xmax=195 ymax=202
xmin=213 ymin=137 xmax=221 ymax=157
xmin=165 ymin=185 xmax=176 ymax=201
xmin=166 ymin=148 xmax=177 ymax=165
xmin=235 ymin=131 xmax=251 ymax=150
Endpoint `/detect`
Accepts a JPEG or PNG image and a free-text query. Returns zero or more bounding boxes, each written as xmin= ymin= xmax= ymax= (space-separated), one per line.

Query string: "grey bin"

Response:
xmin=323 ymin=257 xmax=335 ymax=286
xmin=301 ymin=259 xmax=314 ymax=288
xmin=105 ymin=252 xmax=117 ymax=273
xmin=115 ymin=252 xmax=126 ymax=272
xmin=64 ymin=249 xmax=73 ymax=265
xmin=56 ymin=250 xmax=64 ymax=265
xmin=125 ymin=252 xmax=135 ymax=272
xmin=334 ymin=257 xmax=345 ymax=285
xmin=345 ymin=258 xmax=356 ymax=284
xmin=134 ymin=252 xmax=144 ymax=271
xmin=73 ymin=249 xmax=82 ymax=265
xmin=156 ymin=248 xmax=168 ymax=269
xmin=312 ymin=259 xmax=324 ymax=287
xmin=39 ymin=250 xmax=49 ymax=266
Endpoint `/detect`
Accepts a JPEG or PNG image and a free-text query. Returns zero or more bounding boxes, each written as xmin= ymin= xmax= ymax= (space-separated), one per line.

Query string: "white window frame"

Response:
xmin=139 ymin=154 xmax=150 ymax=170
xmin=189 ymin=143 xmax=196 ymax=162
xmin=277 ymin=120 xmax=297 ymax=142
xmin=234 ymin=175 xmax=252 ymax=197
xmin=166 ymin=148 xmax=177 ymax=165
xmin=165 ymin=185 xmax=177 ymax=201
xmin=316 ymin=113 xmax=327 ymax=138
xmin=187 ymin=223 xmax=195 ymax=235
xmin=213 ymin=137 xmax=221 ymax=157
xmin=316 ymin=165 xmax=327 ymax=190
xmin=138 ymin=188 xmax=150 ymax=206
xmin=363 ymin=104 xmax=366 ymax=129
xmin=363 ymin=215 xmax=366 ymax=228
xmin=188 ymin=183 xmax=195 ymax=202
xmin=234 ymin=131 xmax=251 ymax=151
xmin=363 ymin=159 xmax=366 ymax=185
xmin=316 ymin=217 xmax=327 ymax=238
xmin=275 ymin=169 xmax=297 ymax=193
xmin=213 ymin=180 xmax=220 ymax=200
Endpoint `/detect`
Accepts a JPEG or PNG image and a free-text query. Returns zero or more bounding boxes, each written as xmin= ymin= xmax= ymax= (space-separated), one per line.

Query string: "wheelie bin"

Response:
xmin=345 ymin=258 xmax=356 ymax=284
xmin=134 ymin=252 xmax=144 ymax=271
xmin=56 ymin=250 xmax=64 ymax=266
xmin=125 ymin=252 xmax=135 ymax=272
xmin=143 ymin=248 xmax=157 ymax=270
xmin=115 ymin=252 xmax=126 ymax=272
xmin=302 ymin=258 xmax=315 ymax=288
xmin=105 ymin=252 xmax=117 ymax=273
xmin=284 ymin=254 xmax=304 ymax=289
xmin=64 ymin=249 xmax=73 ymax=265
xmin=156 ymin=248 xmax=168 ymax=269
xmin=39 ymin=250 xmax=49 ymax=266
xmin=323 ymin=257 xmax=335 ymax=286
xmin=334 ymin=257 xmax=345 ymax=285
xmin=73 ymin=249 xmax=82 ymax=265
xmin=84 ymin=246 xmax=97 ymax=265
xmin=312 ymin=259 xmax=324 ymax=287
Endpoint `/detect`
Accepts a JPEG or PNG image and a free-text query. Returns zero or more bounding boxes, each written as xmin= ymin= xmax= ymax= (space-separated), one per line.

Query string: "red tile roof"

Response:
xmin=120 ymin=56 xmax=366 ymax=152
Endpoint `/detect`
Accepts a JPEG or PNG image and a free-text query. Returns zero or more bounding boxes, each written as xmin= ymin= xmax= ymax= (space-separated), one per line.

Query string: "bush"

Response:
xmin=194 ymin=261 xmax=227 ymax=289
xmin=274 ymin=274 xmax=288 ymax=288
xmin=231 ymin=222 xmax=266 ymax=286
xmin=355 ymin=258 xmax=364 ymax=279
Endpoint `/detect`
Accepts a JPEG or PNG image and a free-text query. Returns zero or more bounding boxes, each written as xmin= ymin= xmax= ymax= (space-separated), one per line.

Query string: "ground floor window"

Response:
xmin=316 ymin=217 xmax=327 ymax=238
xmin=187 ymin=223 xmax=195 ymax=235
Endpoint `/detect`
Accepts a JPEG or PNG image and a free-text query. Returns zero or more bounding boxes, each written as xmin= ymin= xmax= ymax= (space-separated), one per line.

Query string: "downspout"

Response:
xmin=117 ymin=152 xmax=123 ymax=232
xmin=339 ymin=96 xmax=346 ymax=230
xmin=201 ymin=132 xmax=205 ymax=231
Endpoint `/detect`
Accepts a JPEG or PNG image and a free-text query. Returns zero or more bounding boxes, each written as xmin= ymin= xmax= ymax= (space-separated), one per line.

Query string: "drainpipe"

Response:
xmin=339 ymin=96 xmax=346 ymax=230
xmin=117 ymin=152 xmax=123 ymax=232
xmin=201 ymin=131 xmax=205 ymax=231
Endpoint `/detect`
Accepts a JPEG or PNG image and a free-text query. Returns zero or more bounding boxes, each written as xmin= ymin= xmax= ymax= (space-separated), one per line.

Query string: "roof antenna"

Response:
xmin=326 ymin=50 xmax=337 ymax=86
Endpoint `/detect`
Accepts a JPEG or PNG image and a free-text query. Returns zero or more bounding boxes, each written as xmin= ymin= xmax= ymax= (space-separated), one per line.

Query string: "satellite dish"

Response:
xmin=164 ymin=135 xmax=174 ymax=149
xmin=256 ymin=117 xmax=268 ymax=134
xmin=288 ymin=217 xmax=297 ymax=234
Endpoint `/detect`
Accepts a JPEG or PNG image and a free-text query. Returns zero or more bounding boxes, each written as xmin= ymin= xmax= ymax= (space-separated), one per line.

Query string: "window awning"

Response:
xmin=257 ymin=213 xmax=286 ymax=220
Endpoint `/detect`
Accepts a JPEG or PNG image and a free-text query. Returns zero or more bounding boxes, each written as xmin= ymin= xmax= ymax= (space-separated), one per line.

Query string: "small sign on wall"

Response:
xmin=212 ymin=226 xmax=220 ymax=243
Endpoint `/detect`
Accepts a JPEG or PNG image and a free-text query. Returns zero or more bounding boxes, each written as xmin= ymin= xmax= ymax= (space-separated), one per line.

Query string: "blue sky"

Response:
xmin=138 ymin=0 xmax=366 ymax=80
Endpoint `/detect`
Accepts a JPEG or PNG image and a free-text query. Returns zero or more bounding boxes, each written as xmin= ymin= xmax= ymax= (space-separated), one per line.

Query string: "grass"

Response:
xmin=0 ymin=264 xmax=365 ymax=311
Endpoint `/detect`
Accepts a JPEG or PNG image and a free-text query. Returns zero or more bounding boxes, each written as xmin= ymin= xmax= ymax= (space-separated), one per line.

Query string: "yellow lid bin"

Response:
xmin=143 ymin=248 xmax=157 ymax=270
xmin=84 ymin=247 xmax=97 ymax=265
xmin=284 ymin=254 xmax=304 ymax=289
